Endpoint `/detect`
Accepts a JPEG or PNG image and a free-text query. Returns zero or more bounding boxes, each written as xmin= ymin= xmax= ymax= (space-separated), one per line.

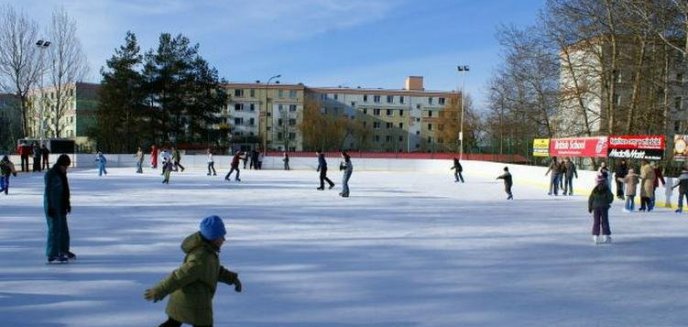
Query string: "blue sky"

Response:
xmin=12 ymin=0 xmax=545 ymax=110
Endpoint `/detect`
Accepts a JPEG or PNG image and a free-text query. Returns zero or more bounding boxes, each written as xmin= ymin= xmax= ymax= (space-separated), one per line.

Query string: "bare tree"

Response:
xmin=0 ymin=4 xmax=41 ymax=138
xmin=45 ymin=7 xmax=88 ymax=138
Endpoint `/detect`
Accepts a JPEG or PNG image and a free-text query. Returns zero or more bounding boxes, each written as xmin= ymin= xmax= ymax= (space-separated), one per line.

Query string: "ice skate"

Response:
xmin=602 ymin=235 xmax=612 ymax=244
xmin=592 ymin=235 xmax=599 ymax=244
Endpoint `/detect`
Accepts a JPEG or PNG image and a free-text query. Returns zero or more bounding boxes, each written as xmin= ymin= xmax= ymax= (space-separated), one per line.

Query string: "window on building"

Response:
xmin=250 ymin=89 xmax=255 ymax=97
xmin=334 ymin=94 xmax=338 ymax=100
xmin=428 ymin=124 xmax=433 ymax=131
xmin=362 ymin=108 xmax=368 ymax=114
xmin=278 ymin=118 xmax=283 ymax=126
xmin=386 ymin=109 xmax=392 ymax=116
xmin=373 ymin=95 xmax=381 ymax=103
xmin=386 ymin=135 xmax=392 ymax=142
xmin=278 ymin=104 xmax=284 ymax=112
xmin=416 ymin=143 xmax=420 ymax=148
xmin=373 ymin=109 xmax=380 ymax=116
xmin=428 ymin=97 xmax=433 ymax=105
xmin=234 ymin=89 xmax=244 ymax=97
xmin=675 ymin=97 xmax=683 ymax=111
xmin=278 ymin=90 xmax=284 ymax=98
xmin=249 ymin=118 xmax=255 ymax=126
xmin=387 ymin=95 xmax=393 ymax=103
xmin=234 ymin=117 xmax=243 ymax=125
xmin=427 ymin=136 xmax=433 ymax=143
xmin=428 ymin=110 xmax=433 ymax=117
xmin=373 ymin=122 xmax=381 ymax=129
xmin=289 ymin=90 xmax=297 ymax=98
xmin=386 ymin=122 xmax=393 ymax=129
xmin=375 ymin=135 xmax=380 ymax=142
xmin=416 ymin=104 xmax=421 ymax=109
xmin=400 ymin=96 xmax=404 ymax=104
xmin=289 ymin=104 xmax=297 ymax=112
xmin=277 ymin=133 xmax=283 ymax=140
xmin=351 ymin=101 xmax=356 ymax=107
xmin=363 ymin=95 xmax=368 ymax=102
xmin=289 ymin=133 xmax=296 ymax=140
xmin=289 ymin=118 xmax=296 ymax=126
xmin=399 ymin=136 xmax=403 ymax=142
xmin=399 ymin=109 xmax=404 ymax=117
xmin=249 ymin=103 xmax=255 ymax=111
xmin=234 ymin=103 xmax=243 ymax=111
xmin=439 ymin=97 xmax=445 ymax=105
xmin=399 ymin=122 xmax=404 ymax=129
xmin=416 ymin=130 xmax=420 ymax=135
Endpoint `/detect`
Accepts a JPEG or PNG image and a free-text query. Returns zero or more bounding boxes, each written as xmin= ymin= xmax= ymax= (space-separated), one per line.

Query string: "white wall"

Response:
xmin=6 ymin=154 xmax=680 ymax=207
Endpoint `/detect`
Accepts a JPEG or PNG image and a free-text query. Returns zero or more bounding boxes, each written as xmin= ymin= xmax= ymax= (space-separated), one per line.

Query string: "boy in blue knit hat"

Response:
xmin=145 ymin=215 xmax=242 ymax=327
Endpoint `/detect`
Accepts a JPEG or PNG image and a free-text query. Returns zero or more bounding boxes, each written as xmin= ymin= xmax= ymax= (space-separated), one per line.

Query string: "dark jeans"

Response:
xmin=42 ymin=155 xmax=50 ymax=170
xmin=563 ymin=175 xmax=574 ymax=195
xmin=225 ymin=167 xmax=240 ymax=180
xmin=548 ymin=175 xmax=560 ymax=195
xmin=174 ymin=160 xmax=185 ymax=171
xmin=0 ymin=174 xmax=9 ymax=194
xmin=615 ymin=180 xmax=624 ymax=198
xmin=158 ymin=317 xmax=211 ymax=327
xmin=46 ymin=214 xmax=70 ymax=257
xmin=679 ymin=192 xmax=688 ymax=208
xmin=454 ymin=171 xmax=464 ymax=182
xmin=592 ymin=207 xmax=611 ymax=236
xmin=319 ymin=168 xmax=334 ymax=189
xmin=207 ymin=162 xmax=216 ymax=175
xmin=20 ymin=155 xmax=29 ymax=172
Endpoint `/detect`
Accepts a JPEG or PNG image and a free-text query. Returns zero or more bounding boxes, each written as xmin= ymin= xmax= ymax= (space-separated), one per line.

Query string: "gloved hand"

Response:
xmin=48 ymin=207 xmax=56 ymax=217
xmin=234 ymin=276 xmax=242 ymax=292
xmin=144 ymin=288 xmax=164 ymax=302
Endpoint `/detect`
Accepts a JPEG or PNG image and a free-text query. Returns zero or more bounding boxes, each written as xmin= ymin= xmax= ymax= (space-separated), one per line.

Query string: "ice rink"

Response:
xmin=1 ymin=165 xmax=687 ymax=327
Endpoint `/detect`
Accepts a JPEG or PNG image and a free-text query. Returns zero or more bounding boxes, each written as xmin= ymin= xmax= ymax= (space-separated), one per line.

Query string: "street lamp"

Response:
xmin=263 ymin=74 xmax=281 ymax=152
xmin=457 ymin=65 xmax=469 ymax=160
xmin=36 ymin=40 xmax=51 ymax=140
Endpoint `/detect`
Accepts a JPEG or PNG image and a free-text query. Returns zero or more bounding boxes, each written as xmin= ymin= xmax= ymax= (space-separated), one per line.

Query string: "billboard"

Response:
xmin=549 ymin=136 xmax=608 ymax=157
xmin=532 ymin=139 xmax=550 ymax=157
xmin=607 ymin=135 xmax=665 ymax=160
xmin=673 ymin=135 xmax=688 ymax=161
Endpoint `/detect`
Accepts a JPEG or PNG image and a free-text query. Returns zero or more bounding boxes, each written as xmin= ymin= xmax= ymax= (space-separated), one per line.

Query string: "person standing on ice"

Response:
xmin=44 ymin=154 xmax=74 ymax=263
xmin=545 ymin=157 xmax=560 ymax=195
xmin=41 ymin=143 xmax=50 ymax=171
xmin=225 ymin=151 xmax=242 ymax=182
xmin=562 ymin=157 xmax=577 ymax=195
xmin=160 ymin=148 xmax=172 ymax=175
xmin=144 ymin=215 xmax=242 ymax=327
xmin=206 ymin=148 xmax=216 ymax=176
xmin=95 ymin=151 xmax=108 ymax=176
xmin=639 ymin=160 xmax=655 ymax=211
xmin=614 ymin=160 xmax=628 ymax=200
xmin=283 ymin=152 xmax=290 ymax=170
xmin=339 ymin=151 xmax=353 ymax=197
xmin=496 ymin=166 xmax=513 ymax=200
xmin=135 ymin=146 xmax=144 ymax=174
xmin=150 ymin=144 xmax=159 ymax=169
xmin=450 ymin=157 xmax=464 ymax=183
xmin=619 ymin=168 xmax=639 ymax=212
xmin=162 ymin=156 xmax=174 ymax=184
xmin=650 ymin=162 xmax=665 ymax=210
xmin=671 ymin=166 xmax=688 ymax=213
xmin=0 ymin=155 xmax=17 ymax=195
xmin=588 ymin=174 xmax=614 ymax=244
xmin=316 ymin=150 xmax=335 ymax=190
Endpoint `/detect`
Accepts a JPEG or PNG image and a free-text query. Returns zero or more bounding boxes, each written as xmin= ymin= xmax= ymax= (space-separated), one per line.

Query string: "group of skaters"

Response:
xmin=16 ymin=141 xmax=50 ymax=172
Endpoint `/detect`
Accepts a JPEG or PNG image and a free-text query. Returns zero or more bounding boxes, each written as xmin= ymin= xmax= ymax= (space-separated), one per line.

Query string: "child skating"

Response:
xmin=95 ymin=152 xmax=107 ymax=176
xmin=496 ymin=166 xmax=513 ymax=200
xmin=619 ymin=168 xmax=639 ymax=212
xmin=588 ymin=174 xmax=614 ymax=244
xmin=144 ymin=215 xmax=242 ymax=327
xmin=0 ymin=155 xmax=17 ymax=195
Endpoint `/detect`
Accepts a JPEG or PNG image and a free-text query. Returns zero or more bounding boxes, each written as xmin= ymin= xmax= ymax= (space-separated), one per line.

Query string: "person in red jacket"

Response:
xmin=18 ymin=142 xmax=30 ymax=172
xmin=224 ymin=151 xmax=243 ymax=182
xmin=150 ymin=144 xmax=158 ymax=169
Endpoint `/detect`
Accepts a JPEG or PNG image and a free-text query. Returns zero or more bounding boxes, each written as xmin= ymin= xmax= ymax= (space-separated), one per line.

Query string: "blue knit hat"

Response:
xmin=199 ymin=215 xmax=226 ymax=240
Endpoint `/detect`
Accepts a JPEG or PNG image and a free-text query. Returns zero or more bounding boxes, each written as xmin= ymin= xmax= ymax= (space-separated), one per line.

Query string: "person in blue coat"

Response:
xmin=44 ymin=154 xmax=74 ymax=263
xmin=339 ymin=151 xmax=353 ymax=197
xmin=95 ymin=152 xmax=107 ymax=176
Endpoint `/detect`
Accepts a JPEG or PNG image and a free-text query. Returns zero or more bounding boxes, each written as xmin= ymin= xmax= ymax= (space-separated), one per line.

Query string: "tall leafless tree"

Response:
xmin=0 ymin=4 xmax=41 ymax=138
xmin=46 ymin=7 xmax=88 ymax=138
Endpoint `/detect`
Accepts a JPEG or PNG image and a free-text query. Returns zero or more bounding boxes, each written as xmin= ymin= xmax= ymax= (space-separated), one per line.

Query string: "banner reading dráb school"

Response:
xmin=532 ymin=139 xmax=550 ymax=157
xmin=607 ymin=135 xmax=665 ymax=160
xmin=549 ymin=136 xmax=608 ymax=158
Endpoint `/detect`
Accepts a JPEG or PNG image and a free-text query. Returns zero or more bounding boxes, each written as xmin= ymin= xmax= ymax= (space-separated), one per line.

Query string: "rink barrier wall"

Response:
xmin=5 ymin=153 xmax=680 ymax=208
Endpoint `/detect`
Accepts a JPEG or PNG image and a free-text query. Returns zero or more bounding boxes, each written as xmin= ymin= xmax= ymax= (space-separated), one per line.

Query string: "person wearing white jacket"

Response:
xmin=207 ymin=148 xmax=216 ymax=176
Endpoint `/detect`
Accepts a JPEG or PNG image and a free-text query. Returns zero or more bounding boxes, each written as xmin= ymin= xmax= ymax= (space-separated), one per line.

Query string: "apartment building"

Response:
xmin=27 ymin=82 xmax=99 ymax=150
xmin=558 ymin=36 xmax=688 ymax=139
xmin=225 ymin=76 xmax=457 ymax=152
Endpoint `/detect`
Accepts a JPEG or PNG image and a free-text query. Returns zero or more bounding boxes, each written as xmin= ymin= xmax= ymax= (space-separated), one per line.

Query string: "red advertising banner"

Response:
xmin=607 ymin=135 xmax=665 ymax=160
xmin=549 ymin=136 xmax=608 ymax=158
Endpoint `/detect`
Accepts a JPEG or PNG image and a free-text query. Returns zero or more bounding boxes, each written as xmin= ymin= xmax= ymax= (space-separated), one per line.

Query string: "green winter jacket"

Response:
xmin=153 ymin=232 xmax=239 ymax=326
xmin=588 ymin=184 xmax=613 ymax=212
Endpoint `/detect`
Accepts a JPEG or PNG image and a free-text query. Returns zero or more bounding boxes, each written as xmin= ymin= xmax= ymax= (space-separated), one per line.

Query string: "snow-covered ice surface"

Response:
xmin=1 ymin=166 xmax=687 ymax=327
